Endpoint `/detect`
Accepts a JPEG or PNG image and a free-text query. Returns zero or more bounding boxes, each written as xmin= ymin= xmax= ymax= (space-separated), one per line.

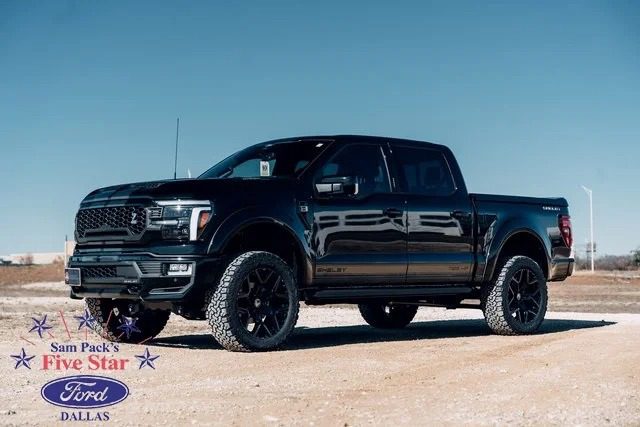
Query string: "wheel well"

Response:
xmin=497 ymin=232 xmax=548 ymax=279
xmin=223 ymin=222 xmax=305 ymax=284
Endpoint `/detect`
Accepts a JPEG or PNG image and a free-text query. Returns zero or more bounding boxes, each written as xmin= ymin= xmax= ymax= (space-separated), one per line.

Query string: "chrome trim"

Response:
xmin=152 ymin=220 xmax=179 ymax=226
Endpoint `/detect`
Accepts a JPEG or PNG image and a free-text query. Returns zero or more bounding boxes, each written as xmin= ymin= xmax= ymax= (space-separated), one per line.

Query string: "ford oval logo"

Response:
xmin=41 ymin=375 xmax=129 ymax=409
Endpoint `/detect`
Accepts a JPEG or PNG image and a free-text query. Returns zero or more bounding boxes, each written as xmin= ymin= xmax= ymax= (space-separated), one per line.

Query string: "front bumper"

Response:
xmin=66 ymin=252 xmax=221 ymax=301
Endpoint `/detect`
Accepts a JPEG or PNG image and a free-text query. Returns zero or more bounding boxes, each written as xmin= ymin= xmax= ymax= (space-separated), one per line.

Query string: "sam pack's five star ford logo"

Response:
xmin=41 ymin=375 xmax=129 ymax=409
xmin=10 ymin=309 xmax=161 ymax=422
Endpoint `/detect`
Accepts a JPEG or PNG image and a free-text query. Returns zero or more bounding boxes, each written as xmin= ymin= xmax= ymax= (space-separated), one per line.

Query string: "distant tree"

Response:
xmin=632 ymin=248 xmax=640 ymax=267
xmin=574 ymin=255 xmax=588 ymax=270
xmin=596 ymin=254 xmax=634 ymax=271
xmin=18 ymin=253 xmax=34 ymax=265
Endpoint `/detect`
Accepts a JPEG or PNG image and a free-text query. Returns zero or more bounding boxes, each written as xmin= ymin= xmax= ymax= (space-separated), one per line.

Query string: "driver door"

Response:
xmin=310 ymin=142 xmax=407 ymax=285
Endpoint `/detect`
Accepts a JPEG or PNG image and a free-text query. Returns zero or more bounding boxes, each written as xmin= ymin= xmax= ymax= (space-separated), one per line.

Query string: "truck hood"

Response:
xmin=81 ymin=178 xmax=298 ymax=206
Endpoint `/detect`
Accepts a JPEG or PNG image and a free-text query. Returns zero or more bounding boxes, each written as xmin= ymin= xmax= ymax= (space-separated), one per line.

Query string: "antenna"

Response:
xmin=173 ymin=117 xmax=180 ymax=179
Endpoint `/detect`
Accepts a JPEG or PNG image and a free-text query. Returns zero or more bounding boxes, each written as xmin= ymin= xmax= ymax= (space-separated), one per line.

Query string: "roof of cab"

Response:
xmin=262 ymin=134 xmax=446 ymax=150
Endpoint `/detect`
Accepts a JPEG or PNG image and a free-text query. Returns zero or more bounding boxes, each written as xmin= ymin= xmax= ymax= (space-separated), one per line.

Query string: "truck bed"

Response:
xmin=470 ymin=193 xmax=568 ymax=207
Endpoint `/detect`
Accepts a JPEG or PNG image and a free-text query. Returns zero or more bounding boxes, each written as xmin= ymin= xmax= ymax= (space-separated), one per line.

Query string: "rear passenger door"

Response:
xmin=389 ymin=144 xmax=474 ymax=283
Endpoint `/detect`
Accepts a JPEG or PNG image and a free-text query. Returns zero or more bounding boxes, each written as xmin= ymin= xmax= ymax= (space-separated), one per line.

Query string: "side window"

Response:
xmin=319 ymin=144 xmax=391 ymax=197
xmin=393 ymin=146 xmax=456 ymax=196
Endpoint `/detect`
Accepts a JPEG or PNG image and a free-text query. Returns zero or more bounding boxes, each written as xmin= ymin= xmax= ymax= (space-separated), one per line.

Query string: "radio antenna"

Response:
xmin=173 ymin=117 xmax=180 ymax=179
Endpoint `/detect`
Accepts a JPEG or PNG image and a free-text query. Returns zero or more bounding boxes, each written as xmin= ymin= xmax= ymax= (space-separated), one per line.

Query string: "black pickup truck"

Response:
xmin=66 ymin=135 xmax=574 ymax=351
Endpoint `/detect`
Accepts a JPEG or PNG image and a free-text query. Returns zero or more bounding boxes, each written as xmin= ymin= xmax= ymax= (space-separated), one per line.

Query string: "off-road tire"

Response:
xmin=85 ymin=298 xmax=171 ymax=343
xmin=358 ymin=303 xmax=419 ymax=329
xmin=481 ymin=255 xmax=548 ymax=335
xmin=206 ymin=251 xmax=300 ymax=352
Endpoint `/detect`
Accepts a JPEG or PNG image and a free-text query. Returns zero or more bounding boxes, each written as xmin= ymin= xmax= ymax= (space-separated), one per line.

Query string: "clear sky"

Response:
xmin=1 ymin=1 xmax=638 ymax=256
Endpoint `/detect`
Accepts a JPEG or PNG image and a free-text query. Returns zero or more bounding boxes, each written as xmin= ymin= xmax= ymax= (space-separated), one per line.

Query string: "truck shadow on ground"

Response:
xmin=148 ymin=318 xmax=615 ymax=351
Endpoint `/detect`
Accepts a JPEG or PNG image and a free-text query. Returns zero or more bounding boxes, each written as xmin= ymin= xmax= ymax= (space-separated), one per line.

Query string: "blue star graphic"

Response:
xmin=29 ymin=314 xmax=52 ymax=338
xmin=117 ymin=316 xmax=141 ymax=339
xmin=135 ymin=347 xmax=159 ymax=369
xmin=11 ymin=348 xmax=35 ymax=369
xmin=73 ymin=309 xmax=96 ymax=331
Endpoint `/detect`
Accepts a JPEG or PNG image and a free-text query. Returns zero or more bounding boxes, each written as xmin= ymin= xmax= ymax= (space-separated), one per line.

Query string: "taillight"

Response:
xmin=559 ymin=215 xmax=572 ymax=248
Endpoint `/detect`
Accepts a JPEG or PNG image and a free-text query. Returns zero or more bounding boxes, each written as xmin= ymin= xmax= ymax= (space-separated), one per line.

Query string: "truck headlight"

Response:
xmin=151 ymin=200 xmax=212 ymax=241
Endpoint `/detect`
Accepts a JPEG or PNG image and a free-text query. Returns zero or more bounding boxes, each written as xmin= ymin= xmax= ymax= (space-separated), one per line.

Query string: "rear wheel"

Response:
xmin=482 ymin=255 xmax=548 ymax=335
xmin=358 ymin=303 xmax=418 ymax=329
xmin=206 ymin=251 xmax=299 ymax=352
xmin=85 ymin=298 xmax=170 ymax=343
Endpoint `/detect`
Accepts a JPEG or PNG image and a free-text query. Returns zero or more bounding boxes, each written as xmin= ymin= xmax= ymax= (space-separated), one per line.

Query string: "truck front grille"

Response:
xmin=76 ymin=206 xmax=147 ymax=238
xmin=82 ymin=266 xmax=118 ymax=279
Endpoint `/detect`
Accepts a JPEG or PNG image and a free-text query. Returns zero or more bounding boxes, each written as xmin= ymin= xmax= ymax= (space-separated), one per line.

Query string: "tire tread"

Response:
xmin=206 ymin=251 xmax=299 ymax=352
xmin=482 ymin=255 xmax=547 ymax=335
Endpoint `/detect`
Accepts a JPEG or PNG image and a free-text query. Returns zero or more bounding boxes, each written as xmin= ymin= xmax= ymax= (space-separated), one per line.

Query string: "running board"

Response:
xmin=305 ymin=285 xmax=474 ymax=303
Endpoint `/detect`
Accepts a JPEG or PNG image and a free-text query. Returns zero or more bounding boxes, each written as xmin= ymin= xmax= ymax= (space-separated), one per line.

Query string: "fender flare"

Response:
xmin=207 ymin=206 xmax=312 ymax=285
xmin=482 ymin=221 xmax=551 ymax=282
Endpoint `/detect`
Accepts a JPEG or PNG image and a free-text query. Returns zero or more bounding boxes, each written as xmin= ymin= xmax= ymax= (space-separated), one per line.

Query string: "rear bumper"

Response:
xmin=66 ymin=252 xmax=221 ymax=301
xmin=549 ymin=257 xmax=575 ymax=281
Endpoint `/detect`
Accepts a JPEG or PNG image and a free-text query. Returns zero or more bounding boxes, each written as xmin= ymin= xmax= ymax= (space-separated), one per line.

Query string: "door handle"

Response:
xmin=383 ymin=208 xmax=403 ymax=218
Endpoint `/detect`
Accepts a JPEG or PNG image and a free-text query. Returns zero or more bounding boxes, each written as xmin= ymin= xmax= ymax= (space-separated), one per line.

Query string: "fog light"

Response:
xmin=165 ymin=263 xmax=192 ymax=276
xmin=169 ymin=263 xmax=189 ymax=272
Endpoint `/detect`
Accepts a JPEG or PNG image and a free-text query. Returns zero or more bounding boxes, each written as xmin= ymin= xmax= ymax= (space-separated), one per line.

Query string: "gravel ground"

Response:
xmin=1 ymin=283 xmax=639 ymax=426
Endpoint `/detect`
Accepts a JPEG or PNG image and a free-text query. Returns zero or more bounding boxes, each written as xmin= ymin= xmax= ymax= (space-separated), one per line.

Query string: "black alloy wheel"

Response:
xmin=482 ymin=255 xmax=548 ymax=335
xmin=237 ymin=266 xmax=290 ymax=338
xmin=207 ymin=251 xmax=299 ymax=352
xmin=507 ymin=267 xmax=543 ymax=325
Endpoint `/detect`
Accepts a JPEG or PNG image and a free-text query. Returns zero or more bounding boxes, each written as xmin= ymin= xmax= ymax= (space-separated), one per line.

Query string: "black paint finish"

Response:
xmin=69 ymin=135 xmax=574 ymax=308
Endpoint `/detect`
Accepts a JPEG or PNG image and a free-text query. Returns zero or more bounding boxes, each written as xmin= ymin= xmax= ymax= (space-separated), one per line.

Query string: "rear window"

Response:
xmin=393 ymin=146 xmax=455 ymax=196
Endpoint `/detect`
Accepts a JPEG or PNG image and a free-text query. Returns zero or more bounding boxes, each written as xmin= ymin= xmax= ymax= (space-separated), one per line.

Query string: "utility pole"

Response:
xmin=581 ymin=185 xmax=594 ymax=273
xmin=173 ymin=117 xmax=180 ymax=179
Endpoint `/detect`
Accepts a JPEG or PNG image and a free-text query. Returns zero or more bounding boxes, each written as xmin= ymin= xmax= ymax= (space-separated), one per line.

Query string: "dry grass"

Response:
xmin=565 ymin=271 xmax=640 ymax=285
xmin=0 ymin=262 xmax=63 ymax=286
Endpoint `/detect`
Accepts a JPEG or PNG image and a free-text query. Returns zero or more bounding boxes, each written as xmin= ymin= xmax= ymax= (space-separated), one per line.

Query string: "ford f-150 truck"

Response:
xmin=66 ymin=135 xmax=574 ymax=351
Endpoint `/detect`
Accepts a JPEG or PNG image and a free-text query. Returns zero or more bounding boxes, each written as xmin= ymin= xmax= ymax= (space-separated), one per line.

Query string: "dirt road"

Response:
xmin=1 ymin=282 xmax=639 ymax=426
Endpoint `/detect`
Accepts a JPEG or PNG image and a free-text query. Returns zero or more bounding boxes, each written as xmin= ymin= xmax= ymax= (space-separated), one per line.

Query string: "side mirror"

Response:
xmin=315 ymin=176 xmax=359 ymax=196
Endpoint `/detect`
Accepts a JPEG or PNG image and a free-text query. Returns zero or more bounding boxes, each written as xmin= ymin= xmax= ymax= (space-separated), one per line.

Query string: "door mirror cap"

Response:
xmin=315 ymin=176 xmax=359 ymax=196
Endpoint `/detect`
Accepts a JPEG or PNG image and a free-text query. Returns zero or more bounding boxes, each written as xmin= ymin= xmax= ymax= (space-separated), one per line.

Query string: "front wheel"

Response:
xmin=358 ymin=303 xmax=418 ymax=329
xmin=206 ymin=251 xmax=300 ymax=352
xmin=482 ymin=255 xmax=548 ymax=335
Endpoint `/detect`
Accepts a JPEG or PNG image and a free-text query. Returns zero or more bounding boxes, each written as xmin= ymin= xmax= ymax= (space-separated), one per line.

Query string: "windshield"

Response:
xmin=199 ymin=140 xmax=331 ymax=179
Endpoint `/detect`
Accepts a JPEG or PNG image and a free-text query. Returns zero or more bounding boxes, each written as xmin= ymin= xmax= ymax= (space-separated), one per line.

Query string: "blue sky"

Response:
xmin=0 ymin=1 xmax=638 ymax=255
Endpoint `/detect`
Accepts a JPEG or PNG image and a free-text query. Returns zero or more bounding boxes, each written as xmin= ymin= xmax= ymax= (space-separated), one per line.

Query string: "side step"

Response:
xmin=305 ymin=285 xmax=474 ymax=304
